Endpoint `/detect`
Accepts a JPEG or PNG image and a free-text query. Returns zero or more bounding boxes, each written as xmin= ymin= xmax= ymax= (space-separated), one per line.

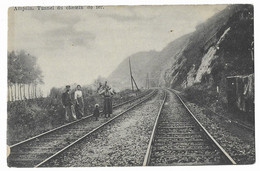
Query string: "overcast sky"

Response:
xmin=8 ymin=5 xmax=227 ymax=95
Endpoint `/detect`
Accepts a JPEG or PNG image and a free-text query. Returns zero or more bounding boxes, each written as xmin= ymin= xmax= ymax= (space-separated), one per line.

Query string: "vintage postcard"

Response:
xmin=7 ymin=5 xmax=254 ymax=167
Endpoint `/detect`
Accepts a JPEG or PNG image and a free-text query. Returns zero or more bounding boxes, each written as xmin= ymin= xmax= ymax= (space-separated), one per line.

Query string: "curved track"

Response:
xmin=143 ymin=89 xmax=236 ymax=166
xmin=8 ymin=90 xmax=156 ymax=167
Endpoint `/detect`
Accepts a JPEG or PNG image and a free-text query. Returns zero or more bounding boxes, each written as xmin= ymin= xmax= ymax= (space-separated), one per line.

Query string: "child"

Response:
xmin=93 ymin=104 xmax=100 ymax=121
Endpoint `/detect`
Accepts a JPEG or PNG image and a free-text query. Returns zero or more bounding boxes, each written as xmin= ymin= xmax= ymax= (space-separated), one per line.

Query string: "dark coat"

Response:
xmin=62 ymin=92 xmax=72 ymax=106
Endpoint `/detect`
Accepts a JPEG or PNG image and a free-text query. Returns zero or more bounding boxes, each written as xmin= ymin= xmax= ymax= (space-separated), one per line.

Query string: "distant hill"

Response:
xmin=108 ymin=33 xmax=191 ymax=90
xmin=108 ymin=50 xmax=158 ymax=90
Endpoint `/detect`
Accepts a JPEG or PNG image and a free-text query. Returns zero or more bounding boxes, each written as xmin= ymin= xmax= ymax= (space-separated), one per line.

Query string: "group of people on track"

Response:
xmin=61 ymin=81 xmax=115 ymax=122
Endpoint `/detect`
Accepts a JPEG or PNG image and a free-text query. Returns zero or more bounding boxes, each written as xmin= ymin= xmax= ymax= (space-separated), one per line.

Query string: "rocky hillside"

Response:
xmin=165 ymin=4 xmax=253 ymax=90
xmin=108 ymin=5 xmax=254 ymax=92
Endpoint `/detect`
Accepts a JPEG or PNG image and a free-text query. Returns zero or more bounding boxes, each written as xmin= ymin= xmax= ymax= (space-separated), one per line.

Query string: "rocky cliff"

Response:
xmin=108 ymin=5 xmax=254 ymax=93
xmin=165 ymin=5 xmax=253 ymax=91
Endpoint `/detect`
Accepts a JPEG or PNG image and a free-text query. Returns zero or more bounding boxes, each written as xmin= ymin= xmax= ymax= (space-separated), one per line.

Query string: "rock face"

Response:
xmin=165 ymin=5 xmax=253 ymax=91
xmin=108 ymin=5 xmax=254 ymax=92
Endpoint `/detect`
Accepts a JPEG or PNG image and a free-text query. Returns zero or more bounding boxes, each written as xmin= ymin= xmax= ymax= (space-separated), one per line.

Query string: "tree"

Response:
xmin=8 ymin=50 xmax=44 ymax=101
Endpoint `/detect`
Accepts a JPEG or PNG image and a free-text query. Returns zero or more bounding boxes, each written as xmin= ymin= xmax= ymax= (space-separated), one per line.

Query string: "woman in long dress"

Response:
xmin=74 ymin=85 xmax=84 ymax=119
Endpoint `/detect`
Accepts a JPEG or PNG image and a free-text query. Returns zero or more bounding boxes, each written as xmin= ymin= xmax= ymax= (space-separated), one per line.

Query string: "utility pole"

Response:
xmin=129 ymin=58 xmax=134 ymax=91
xmin=132 ymin=75 xmax=139 ymax=91
xmin=129 ymin=57 xmax=139 ymax=92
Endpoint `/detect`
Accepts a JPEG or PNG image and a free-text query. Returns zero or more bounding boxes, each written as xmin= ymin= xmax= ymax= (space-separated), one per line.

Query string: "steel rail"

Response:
xmin=169 ymin=89 xmax=236 ymax=164
xmin=35 ymin=89 xmax=157 ymax=167
xmin=143 ymin=90 xmax=167 ymax=166
xmin=10 ymin=90 xmax=153 ymax=148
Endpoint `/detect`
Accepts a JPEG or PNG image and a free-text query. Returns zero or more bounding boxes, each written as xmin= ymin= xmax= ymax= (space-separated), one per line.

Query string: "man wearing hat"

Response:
xmin=61 ymin=85 xmax=77 ymax=121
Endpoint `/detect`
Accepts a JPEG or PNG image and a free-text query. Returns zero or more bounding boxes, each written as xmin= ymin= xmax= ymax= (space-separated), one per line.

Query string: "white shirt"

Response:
xmin=74 ymin=90 xmax=83 ymax=99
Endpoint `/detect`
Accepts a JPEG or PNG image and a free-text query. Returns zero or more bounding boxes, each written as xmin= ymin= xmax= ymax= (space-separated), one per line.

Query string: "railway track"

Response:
xmin=8 ymin=89 xmax=157 ymax=167
xmin=143 ymin=89 xmax=236 ymax=166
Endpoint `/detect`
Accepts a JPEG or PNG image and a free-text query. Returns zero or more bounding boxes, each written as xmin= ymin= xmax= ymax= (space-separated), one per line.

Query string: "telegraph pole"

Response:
xmin=129 ymin=58 xmax=134 ymax=91
xmin=129 ymin=57 xmax=139 ymax=92
xmin=132 ymin=76 xmax=139 ymax=91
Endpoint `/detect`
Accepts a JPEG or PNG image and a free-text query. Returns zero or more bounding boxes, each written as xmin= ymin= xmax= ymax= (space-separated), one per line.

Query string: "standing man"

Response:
xmin=62 ymin=85 xmax=77 ymax=122
xmin=98 ymin=81 xmax=114 ymax=117
xmin=104 ymin=87 xmax=113 ymax=117
xmin=74 ymin=85 xmax=84 ymax=119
